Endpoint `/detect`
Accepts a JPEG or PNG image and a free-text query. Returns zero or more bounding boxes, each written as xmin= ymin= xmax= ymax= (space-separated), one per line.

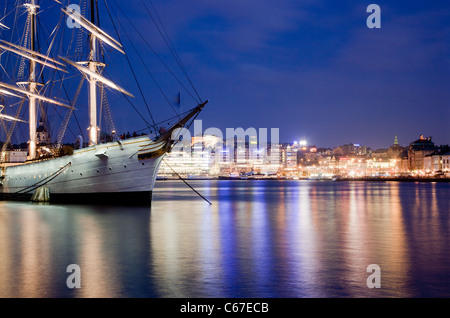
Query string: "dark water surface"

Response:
xmin=0 ymin=180 xmax=449 ymax=298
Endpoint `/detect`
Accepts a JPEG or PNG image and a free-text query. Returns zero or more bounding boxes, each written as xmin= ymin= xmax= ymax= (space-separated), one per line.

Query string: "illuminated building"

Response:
xmin=158 ymin=134 xmax=281 ymax=178
xmin=442 ymin=152 xmax=450 ymax=177
xmin=1 ymin=150 xmax=27 ymax=163
xmin=158 ymin=135 xmax=221 ymax=177
xmin=334 ymin=143 xmax=368 ymax=156
xmin=36 ymin=119 xmax=49 ymax=145
xmin=407 ymin=134 xmax=437 ymax=172
xmin=386 ymin=136 xmax=405 ymax=159
xmin=424 ymin=149 xmax=450 ymax=177
xmin=157 ymin=134 xmax=448 ymax=179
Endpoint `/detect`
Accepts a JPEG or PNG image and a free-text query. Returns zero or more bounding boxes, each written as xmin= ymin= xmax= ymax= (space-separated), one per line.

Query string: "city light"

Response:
xmin=158 ymin=134 xmax=450 ymax=180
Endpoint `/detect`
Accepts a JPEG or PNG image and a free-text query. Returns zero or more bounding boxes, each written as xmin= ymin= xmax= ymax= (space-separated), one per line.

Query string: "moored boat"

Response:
xmin=0 ymin=1 xmax=207 ymax=204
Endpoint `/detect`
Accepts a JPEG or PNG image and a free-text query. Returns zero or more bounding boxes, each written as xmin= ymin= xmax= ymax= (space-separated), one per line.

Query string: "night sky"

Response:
xmin=2 ymin=0 xmax=450 ymax=149
xmin=129 ymin=0 xmax=450 ymax=149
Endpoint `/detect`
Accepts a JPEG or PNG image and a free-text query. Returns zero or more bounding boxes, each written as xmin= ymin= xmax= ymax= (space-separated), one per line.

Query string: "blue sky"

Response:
xmin=2 ymin=0 xmax=450 ymax=149
xmin=148 ymin=0 xmax=450 ymax=147
xmin=117 ymin=0 xmax=449 ymax=149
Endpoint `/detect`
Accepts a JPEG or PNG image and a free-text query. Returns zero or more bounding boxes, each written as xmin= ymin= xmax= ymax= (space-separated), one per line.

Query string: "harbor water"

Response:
xmin=0 ymin=180 xmax=449 ymax=298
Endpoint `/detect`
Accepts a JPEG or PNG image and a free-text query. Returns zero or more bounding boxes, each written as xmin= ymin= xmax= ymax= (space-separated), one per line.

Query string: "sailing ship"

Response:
xmin=0 ymin=0 xmax=207 ymax=204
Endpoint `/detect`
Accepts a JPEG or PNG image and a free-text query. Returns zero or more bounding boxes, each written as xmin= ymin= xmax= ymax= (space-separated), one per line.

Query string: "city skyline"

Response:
xmin=158 ymin=130 xmax=449 ymax=180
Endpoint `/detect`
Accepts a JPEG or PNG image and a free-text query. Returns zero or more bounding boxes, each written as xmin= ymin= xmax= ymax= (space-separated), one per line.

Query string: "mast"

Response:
xmin=60 ymin=2 xmax=128 ymax=146
xmin=0 ymin=1 xmax=72 ymax=161
xmin=26 ymin=0 xmax=39 ymax=160
xmin=88 ymin=0 xmax=98 ymax=146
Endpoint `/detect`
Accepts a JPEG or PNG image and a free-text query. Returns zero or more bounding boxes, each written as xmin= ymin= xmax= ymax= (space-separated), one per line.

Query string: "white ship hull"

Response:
xmin=0 ymin=135 xmax=168 ymax=204
xmin=0 ymin=2 xmax=208 ymax=205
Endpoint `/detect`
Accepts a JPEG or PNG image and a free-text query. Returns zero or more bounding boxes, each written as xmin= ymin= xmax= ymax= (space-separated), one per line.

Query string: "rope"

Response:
xmin=122 ymin=29 xmax=180 ymax=120
xmin=144 ymin=0 xmax=203 ymax=102
xmin=115 ymin=1 xmax=200 ymax=104
xmin=102 ymin=0 xmax=158 ymax=129
xmin=56 ymin=76 xmax=84 ymax=148
xmin=162 ymin=157 xmax=212 ymax=205
xmin=14 ymin=161 xmax=72 ymax=194
xmin=100 ymin=83 xmax=117 ymax=137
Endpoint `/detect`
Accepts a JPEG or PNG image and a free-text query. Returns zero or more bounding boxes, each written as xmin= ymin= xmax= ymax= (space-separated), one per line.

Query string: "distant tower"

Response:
xmin=394 ymin=136 xmax=399 ymax=147
xmin=36 ymin=118 xmax=49 ymax=145
xmin=387 ymin=135 xmax=404 ymax=159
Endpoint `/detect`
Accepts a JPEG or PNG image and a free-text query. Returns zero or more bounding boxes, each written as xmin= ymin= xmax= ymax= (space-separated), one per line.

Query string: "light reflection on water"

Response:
xmin=0 ymin=180 xmax=449 ymax=298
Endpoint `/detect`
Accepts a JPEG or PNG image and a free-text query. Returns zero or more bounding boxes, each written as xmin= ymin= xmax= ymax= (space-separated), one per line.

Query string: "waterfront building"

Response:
xmin=36 ymin=119 xmax=50 ymax=146
xmin=423 ymin=154 xmax=435 ymax=175
xmin=157 ymin=133 xmax=448 ymax=179
xmin=158 ymin=135 xmax=221 ymax=177
xmin=442 ymin=151 xmax=450 ymax=177
xmin=407 ymin=134 xmax=437 ymax=172
xmin=2 ymin=150 xmax=27 ymax=163
xmin=333 ymin=143 xmax=368 ymax=156
xmin=398 ymin=149 xmax=409 ymax=175
xmin=282 ymin=143 xmax=298 ymax=168
xmin=371 ymin=148 xmax=388 ymax=160
xmin=424 ymin=149 xmax=450 ymax=177
xmin=366 ymin=158 xmax=397 ymax=176
xmin=263 ymin=143 xmax=281 ymax=175
xmin=387 ymin=136 xmax=405 ymax=159
xmin=158 ymin=134 xmax=281 ymax=178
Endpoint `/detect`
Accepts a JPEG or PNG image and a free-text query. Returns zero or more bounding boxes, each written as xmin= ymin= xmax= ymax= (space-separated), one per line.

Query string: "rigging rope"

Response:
xmin=100 ymin=83 xmax=116 ymax=137
xmin=162 ymin=157 xmax=212 ymax=205
xmin=143 ymin=0 xmax=203 ymax=103
xmin=102 ymin=0 xmax=158 ymax=130
xmin=35 ymin=9 xmax=84 ymax=143
xmin=13 ymin=161 xmax=72 ymax=195
xmin=74 ymin=0 xmax=87 ymax=60
xmin=56 ymin=76 xmax=84 ymax=148
xmin=122 ymin=29 xmax=180 ymax=119
xmin=17 ymin=12 xmax=30 ymax=80
xmin=114 ymin=1 xmax=201 ymax=105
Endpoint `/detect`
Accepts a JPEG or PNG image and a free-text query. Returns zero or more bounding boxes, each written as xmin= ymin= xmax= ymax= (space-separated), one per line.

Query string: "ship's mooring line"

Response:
xmin=14 ymin=161 xmax=72 ymax=195
xmin=162 ymin=158 xmax=212 ymax=205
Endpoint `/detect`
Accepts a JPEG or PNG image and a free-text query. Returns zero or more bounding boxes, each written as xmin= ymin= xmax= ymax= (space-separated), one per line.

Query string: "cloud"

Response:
xmin=114 ymin=1 xmax=450 ymax=148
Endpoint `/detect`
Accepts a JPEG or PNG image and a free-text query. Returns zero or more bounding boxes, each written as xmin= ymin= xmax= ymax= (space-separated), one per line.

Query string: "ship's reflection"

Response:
xmin=0 ymin=203 xmax=153 ymax=298
xmin=0 ymin=180 xmax=449 ymax=297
